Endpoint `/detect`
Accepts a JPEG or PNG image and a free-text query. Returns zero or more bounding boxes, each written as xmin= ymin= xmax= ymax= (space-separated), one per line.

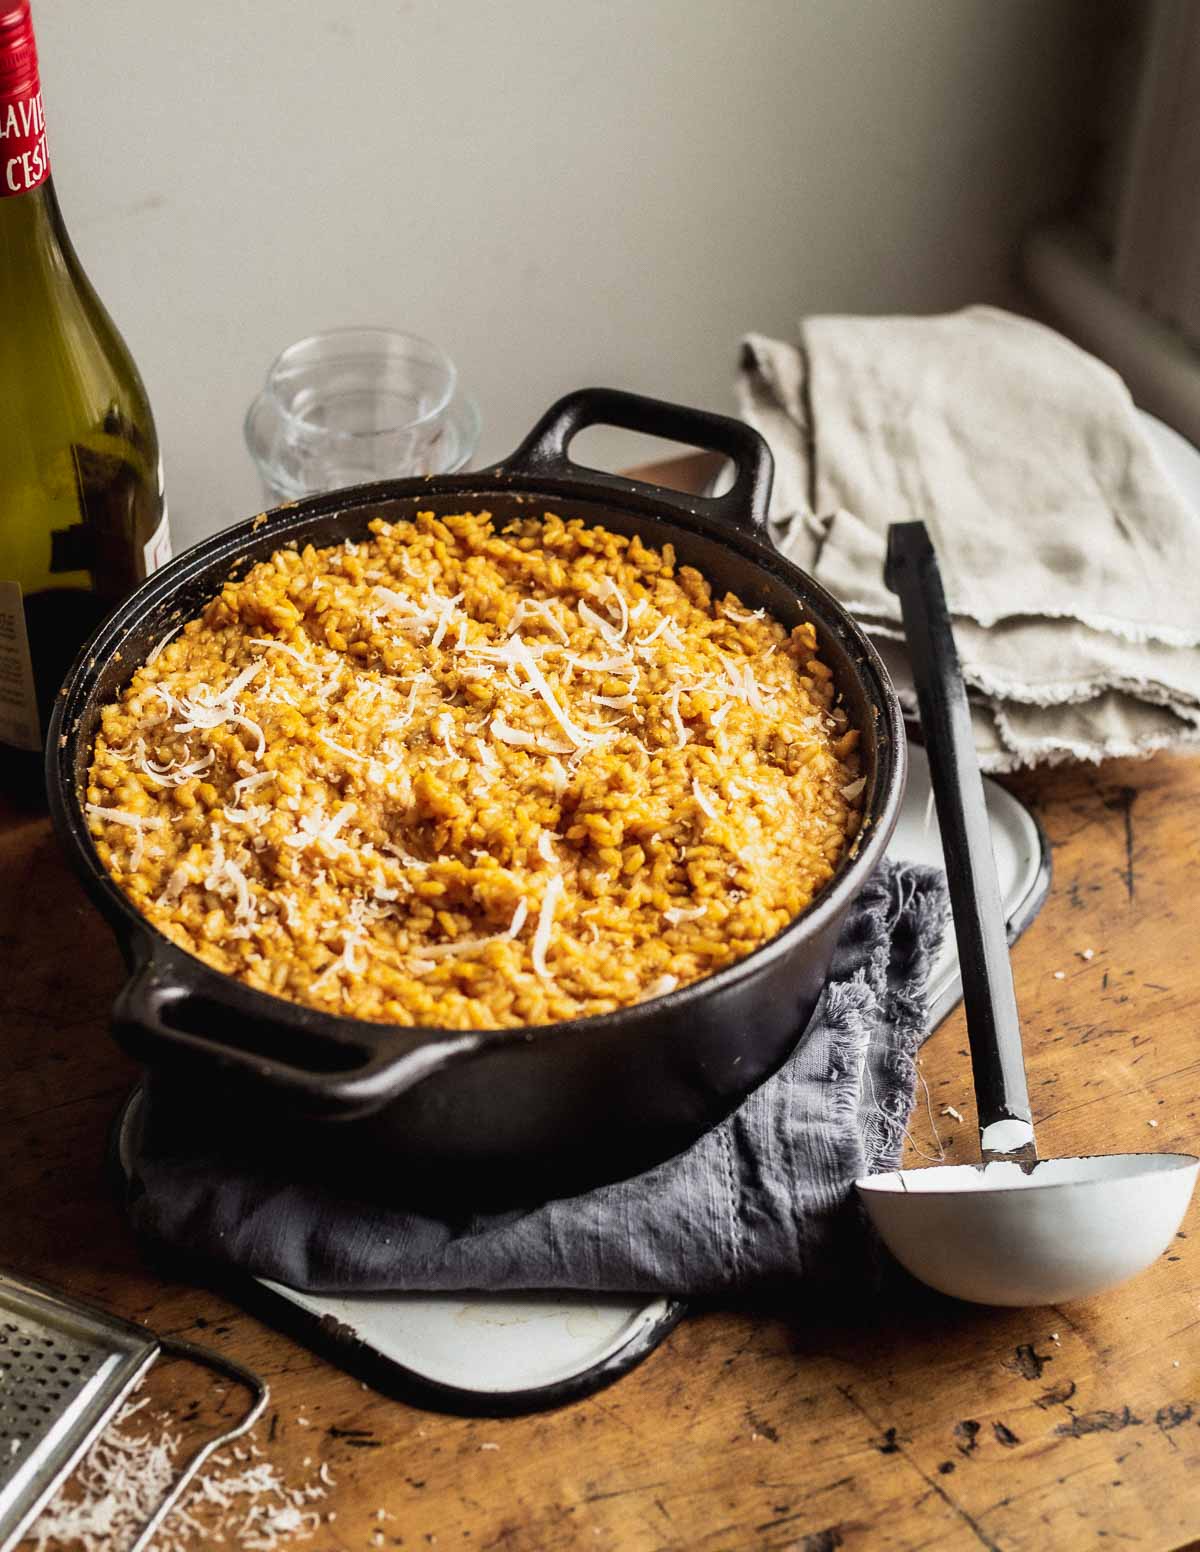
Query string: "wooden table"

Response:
xmin=4 ymin=458 xmax=1200 ymax=1551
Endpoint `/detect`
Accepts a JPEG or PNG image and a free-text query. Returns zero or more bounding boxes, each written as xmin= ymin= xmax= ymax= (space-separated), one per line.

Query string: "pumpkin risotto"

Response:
xmin=85 ymin=511 xmax=863 ymax=1029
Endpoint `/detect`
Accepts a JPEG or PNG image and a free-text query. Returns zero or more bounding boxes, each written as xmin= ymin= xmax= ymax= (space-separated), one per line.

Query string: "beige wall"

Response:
xmin=37 ymin=0 xmax=1101 ymax=547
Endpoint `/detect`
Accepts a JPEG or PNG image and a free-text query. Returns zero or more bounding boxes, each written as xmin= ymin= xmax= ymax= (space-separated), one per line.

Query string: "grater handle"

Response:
xmin=125 ymin=1338 xmax=269 ymax=1552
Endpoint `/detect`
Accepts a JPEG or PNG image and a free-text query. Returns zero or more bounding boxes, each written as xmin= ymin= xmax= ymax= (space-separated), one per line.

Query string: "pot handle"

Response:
xmin=496 ymin=387 xmax=774 ymax=536
xmin=112 ymin=956 xmax=480 ymax=1122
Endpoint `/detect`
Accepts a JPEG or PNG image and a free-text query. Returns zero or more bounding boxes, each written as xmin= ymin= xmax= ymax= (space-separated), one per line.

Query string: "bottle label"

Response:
xmin=0 ymin=581 xmax=41 ymax=752
xmin=0 ymin=80 xmax=49 ymax=198
xmin=143 ymin=506 xmax=172 ymax=575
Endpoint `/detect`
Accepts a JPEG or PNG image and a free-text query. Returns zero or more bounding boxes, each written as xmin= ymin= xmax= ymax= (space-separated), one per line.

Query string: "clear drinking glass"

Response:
xmin=244 ymin=328 xmax=481 ymax=504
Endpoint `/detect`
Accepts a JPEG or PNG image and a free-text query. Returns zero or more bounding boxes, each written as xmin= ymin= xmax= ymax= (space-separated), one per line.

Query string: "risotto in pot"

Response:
xmin=85 ymin=511 xmax=863 ymax=1029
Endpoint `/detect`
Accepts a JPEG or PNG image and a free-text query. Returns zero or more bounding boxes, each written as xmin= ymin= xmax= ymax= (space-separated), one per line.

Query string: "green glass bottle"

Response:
xmin=0 ymin=0 xmax=169 ymax=803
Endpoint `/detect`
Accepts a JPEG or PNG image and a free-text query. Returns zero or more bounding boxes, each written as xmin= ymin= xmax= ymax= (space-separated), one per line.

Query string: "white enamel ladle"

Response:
xmin=855 ymin=522 xmax=1198 ymax=1306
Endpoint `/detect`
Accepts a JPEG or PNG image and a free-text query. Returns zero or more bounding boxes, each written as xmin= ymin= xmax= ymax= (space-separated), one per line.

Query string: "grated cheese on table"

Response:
xmin=29 ymin=1401 xmax=330 ymax=1552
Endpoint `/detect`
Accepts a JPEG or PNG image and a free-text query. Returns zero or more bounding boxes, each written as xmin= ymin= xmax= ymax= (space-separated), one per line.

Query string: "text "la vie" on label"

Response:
xmin=1 ymin=89 xmax=49 ymax=195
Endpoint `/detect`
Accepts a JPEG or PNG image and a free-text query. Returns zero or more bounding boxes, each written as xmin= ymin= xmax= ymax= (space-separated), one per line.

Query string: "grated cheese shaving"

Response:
xmin=593 ymin=576 xmax=630 ymax=640
xmin=159 ymin=662 xmax=267 ymax=759
xmin=145 ymin=624 xmax=182 ymax=666
xmin=691 ymin=779 xmax=719 ymax=821
xmin=138 ymin=749 xmax=215 ymax=788
xmin=232 ymin=770 xmax=274 ymax=800
xmin=490 ymin=714 xmax=574 ymax=756
xmin=201 ymin=827 xmax=256 ymax=924
xmin=663 ymin=903 xmax=707 ymax=925
xmin=85 ymin=801 xmax=171 ymax=871
xmin=372 ymin=583 xmax=464 ymax=647
xmin=666 ymin=685 xmax=690 ymax=749
xmin=634 ymin=617 xmax=674 ymax=649
xmin=578 ymin=598 xmax=622 ymax=649
xmin=430 ymin=596 xmax=460 ymax=650
xmin=312 ymin=667 xmax=344 ymax=703
xmin=249 ymin=638 xmax=316 ymax=673
xmin=370 ymin=584 xmax=423 ymax=619
xmin=741 ymin=664 xmax=764 ymax=712
xmin=531 ymin=874 xmax=564 ymax=979
xmin=384 ymin=679 xmax=423 ymax=732
xmin=841 ymin=776 xmax=867 ymax=801
xmin=156 ymin=862 xmax=193 ymax=906
xmin=207 ymin=660 xmax=264 ymax=706
xmin=409 ymin=897 xmax=529 ymax=966
xmin=433 ymin=710 xmax=456 ymax=756
xmin=506 ymin=598 xmax=569 ymax=642
xmin=230 ymin=714 xmax=266 ymax=759
xmin=282 ymin=802 xmax=356 ymax=852
xmin=319 ymin=733 xmax=368 ymax=764
xmin=312 ymin=923 xmax=368 ymax=989
xmin=561 ymin=650 xmax=637 ymax=676
xmin=221 ymin=800 xmax=268 ymax=825
xmin=85 ymin=803 xmax=168 ymax=832
xmin=716 ymin=653 xmax=743 ymax=696
xmin=220 ymin=857 xmax=254 ymax=919
xmin=508 ymin=638 xmax=602 ymax=751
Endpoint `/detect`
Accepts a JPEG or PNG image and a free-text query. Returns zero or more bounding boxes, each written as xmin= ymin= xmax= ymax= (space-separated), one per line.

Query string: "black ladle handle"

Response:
xmin=885 ymin=522 xmax=1036 ymax=1164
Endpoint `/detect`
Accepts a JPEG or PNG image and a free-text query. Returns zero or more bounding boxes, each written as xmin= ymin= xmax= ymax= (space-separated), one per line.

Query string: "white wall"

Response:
xmin=35 ymin=0 xmax=1099 ymax=550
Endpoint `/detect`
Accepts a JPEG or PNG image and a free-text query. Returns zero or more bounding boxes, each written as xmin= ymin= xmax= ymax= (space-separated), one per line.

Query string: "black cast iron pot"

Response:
xmin=48 ymin=389 xmax=906 ymax=1201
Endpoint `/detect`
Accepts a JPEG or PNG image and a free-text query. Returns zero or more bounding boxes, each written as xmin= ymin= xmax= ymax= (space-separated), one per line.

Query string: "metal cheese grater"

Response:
xmin=0 ymin=1268 xmax=267 ymax=1551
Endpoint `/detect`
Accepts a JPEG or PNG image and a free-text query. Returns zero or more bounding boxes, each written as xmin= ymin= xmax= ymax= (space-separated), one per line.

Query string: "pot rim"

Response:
xmin=47 ymin=452 xmax=906 ymax=1059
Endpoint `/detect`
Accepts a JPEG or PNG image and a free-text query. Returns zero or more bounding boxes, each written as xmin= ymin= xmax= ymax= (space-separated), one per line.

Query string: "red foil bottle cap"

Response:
xmin=0 ymin=1 xmax=39 ymax=101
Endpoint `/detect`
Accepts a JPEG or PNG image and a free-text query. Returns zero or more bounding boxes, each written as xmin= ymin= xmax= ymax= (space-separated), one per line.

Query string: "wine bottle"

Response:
xmin=0 ymin=0 xmax=170 ymax=803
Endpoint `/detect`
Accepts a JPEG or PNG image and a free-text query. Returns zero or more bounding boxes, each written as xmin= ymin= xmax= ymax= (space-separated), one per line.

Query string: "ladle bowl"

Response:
xmin=856 ymin=523 xmax=1198 ymax=1307
xmin=859 ymin=1154 xmax=1200 ymax=1306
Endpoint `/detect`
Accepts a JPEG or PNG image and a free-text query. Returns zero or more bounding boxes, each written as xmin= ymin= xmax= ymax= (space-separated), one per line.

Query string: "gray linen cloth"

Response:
xmin=738 ymin=305 xmax=1200 ymax=771
xmin=127 ymin=861 xmax=947 ymax=1295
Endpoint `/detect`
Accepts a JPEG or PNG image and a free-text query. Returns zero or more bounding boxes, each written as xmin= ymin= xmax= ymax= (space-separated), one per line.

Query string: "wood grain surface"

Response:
xmin=3 ymin=464 xmax=1200 ymax=1551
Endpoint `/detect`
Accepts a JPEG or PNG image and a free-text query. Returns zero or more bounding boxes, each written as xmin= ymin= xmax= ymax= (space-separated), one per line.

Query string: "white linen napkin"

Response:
xmin=737 ymin=305 xmax=1200 ymax=770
